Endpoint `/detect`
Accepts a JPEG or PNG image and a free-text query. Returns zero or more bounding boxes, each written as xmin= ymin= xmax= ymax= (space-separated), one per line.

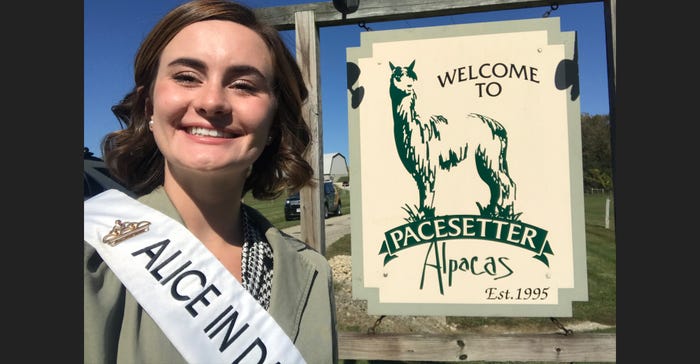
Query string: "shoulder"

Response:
xmin=274 ymin=232 xmax=333 ymax=281
xmin=137 ymin=186 xmax=184 ymax=222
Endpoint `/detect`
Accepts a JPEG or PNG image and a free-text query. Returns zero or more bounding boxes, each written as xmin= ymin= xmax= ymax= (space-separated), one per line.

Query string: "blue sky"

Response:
xmin=84 ymin=0 xmax=610 ymax=162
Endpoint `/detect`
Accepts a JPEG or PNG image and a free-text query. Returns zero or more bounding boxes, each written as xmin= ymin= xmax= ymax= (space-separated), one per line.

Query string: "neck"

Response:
xmin=163 ymin=175 xmax=245 ymax=248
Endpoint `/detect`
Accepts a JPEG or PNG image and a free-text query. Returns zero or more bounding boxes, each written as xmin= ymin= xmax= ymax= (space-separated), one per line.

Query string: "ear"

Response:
xmin=144 ymin=98 xmax=153 ymax=119
xmin=408 ymin=60 xmax=415 ymax=70
xmin=138 ymin=86 xmax=153 ymax=118
xmin=389 ymin=61 xmax=395 ymax=71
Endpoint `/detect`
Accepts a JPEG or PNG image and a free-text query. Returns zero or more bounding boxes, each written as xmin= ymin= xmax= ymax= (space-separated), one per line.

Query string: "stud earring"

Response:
xmin=149 ymin=120 xmax=154 ymax=125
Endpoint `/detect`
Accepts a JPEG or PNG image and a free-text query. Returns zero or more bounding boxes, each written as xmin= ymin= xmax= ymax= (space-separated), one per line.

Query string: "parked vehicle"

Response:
xmin=84 ymin=150 xmax=135 ymax=200
xmin=284 ymin=180 xmax=342 ymax=221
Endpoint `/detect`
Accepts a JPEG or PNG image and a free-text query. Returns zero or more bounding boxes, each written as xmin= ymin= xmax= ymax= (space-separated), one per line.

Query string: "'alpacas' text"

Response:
xmin=420 ymin=241 xmax=514 ymax=295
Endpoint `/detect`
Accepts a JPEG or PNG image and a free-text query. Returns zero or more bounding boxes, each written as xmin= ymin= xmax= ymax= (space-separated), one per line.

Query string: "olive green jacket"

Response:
xmin=84 ymin=187 xmax=338 ymax=363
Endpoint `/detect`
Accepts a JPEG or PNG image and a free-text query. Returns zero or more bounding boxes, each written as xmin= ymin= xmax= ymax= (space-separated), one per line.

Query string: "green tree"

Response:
xmin=580 ymin=113 xmax=613 ymax=191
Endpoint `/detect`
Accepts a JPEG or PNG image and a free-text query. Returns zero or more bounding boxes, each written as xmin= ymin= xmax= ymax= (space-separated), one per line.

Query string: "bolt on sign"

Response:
xmin=346 ymin=17 xmax=587 ymax=317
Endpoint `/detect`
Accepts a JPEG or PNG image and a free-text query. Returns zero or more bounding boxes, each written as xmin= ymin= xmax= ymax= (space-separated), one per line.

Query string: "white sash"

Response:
xmin=84 ymin=189 xmax=306 ymax=364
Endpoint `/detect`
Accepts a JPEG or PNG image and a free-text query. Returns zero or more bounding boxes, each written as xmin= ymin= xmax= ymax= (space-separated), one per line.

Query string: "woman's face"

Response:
xmin=149 ymin=20 xmax=277 ymax=179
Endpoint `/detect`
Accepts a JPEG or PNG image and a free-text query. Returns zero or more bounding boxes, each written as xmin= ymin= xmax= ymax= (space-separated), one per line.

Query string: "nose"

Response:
xmin=195 ymin=84 xmax=232 ymax=116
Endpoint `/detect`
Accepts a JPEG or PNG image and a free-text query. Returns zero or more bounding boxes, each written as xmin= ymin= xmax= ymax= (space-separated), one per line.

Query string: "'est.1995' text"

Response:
xmin=485 ymin=287 xmax=550 ymax=300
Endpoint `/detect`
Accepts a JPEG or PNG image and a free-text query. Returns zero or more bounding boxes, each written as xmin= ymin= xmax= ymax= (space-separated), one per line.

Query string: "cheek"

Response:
xmin=152 ymin=82 xmax=187 ymax=117
xmin=241 ymin=97 xmax=277 ymax=132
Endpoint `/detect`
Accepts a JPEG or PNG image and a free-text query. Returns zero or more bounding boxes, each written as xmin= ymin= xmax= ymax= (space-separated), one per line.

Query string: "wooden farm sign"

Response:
xmin=347 ymin=17 xmax=587 ymax=317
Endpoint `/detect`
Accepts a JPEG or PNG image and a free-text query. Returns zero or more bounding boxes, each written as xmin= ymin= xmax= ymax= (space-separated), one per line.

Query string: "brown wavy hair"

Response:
xmin=102 ymin=0 xmax=314 ymax=199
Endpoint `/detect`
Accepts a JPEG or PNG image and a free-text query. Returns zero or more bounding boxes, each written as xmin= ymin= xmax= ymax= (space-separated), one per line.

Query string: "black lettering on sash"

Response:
xmin=205 ymin=305 xmax=233 ymax=332
xmin=131 ymin=239 xmax=194 ymax=285
xmin=171 ymin=270 xmax=206 ymax=301
xmin=131 ymin=239 xmax=170 ymax=270
xmin=160 ymin=260 xmax=192 ymax=285
xmin=185 ymin=284 xmax=221 ymax=317
xmin=149 ymin=249 xmax=189 ymax=282
xmin=203 ymin=305 xmax=251 ymax=352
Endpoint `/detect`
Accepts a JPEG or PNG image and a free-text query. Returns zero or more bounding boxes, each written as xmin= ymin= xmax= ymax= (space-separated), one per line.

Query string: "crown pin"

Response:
xmin=102 ymin=219 xmax=151 ymax=246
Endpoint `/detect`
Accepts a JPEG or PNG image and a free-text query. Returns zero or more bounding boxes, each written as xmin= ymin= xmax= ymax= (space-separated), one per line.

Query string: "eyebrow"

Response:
xmin=167 ymin=57 xmax=269 ymax=80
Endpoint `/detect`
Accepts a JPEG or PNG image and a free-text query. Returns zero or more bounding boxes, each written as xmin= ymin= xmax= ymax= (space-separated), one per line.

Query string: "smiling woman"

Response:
xmin=84 ymin=1 xmax=338 ymax=363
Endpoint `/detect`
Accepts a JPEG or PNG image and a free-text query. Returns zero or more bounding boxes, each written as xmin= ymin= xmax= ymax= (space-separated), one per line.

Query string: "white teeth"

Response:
xmin=186 ymin=127 xmax=233 ymax=138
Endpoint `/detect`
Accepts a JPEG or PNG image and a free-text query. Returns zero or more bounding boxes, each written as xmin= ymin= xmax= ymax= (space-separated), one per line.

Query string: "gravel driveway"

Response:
xmin=281 ymin=213 xmax=351 ymax=248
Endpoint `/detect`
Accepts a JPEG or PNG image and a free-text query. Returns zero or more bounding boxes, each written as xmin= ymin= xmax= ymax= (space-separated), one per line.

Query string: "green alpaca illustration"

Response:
xmin=389 ymin=60 xmax=520 ymax=222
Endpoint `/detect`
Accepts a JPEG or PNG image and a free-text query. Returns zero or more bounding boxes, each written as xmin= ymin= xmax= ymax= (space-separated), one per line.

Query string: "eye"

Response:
xmin=172 ymin=72 xmax=201 ymax=85
xmin=230 ymin=79 xmax=259 ymax=93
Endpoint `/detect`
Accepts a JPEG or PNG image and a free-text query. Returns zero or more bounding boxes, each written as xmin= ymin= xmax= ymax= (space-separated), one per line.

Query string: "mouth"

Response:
xmin=186 ymin=126 xmax=236 ymax=138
